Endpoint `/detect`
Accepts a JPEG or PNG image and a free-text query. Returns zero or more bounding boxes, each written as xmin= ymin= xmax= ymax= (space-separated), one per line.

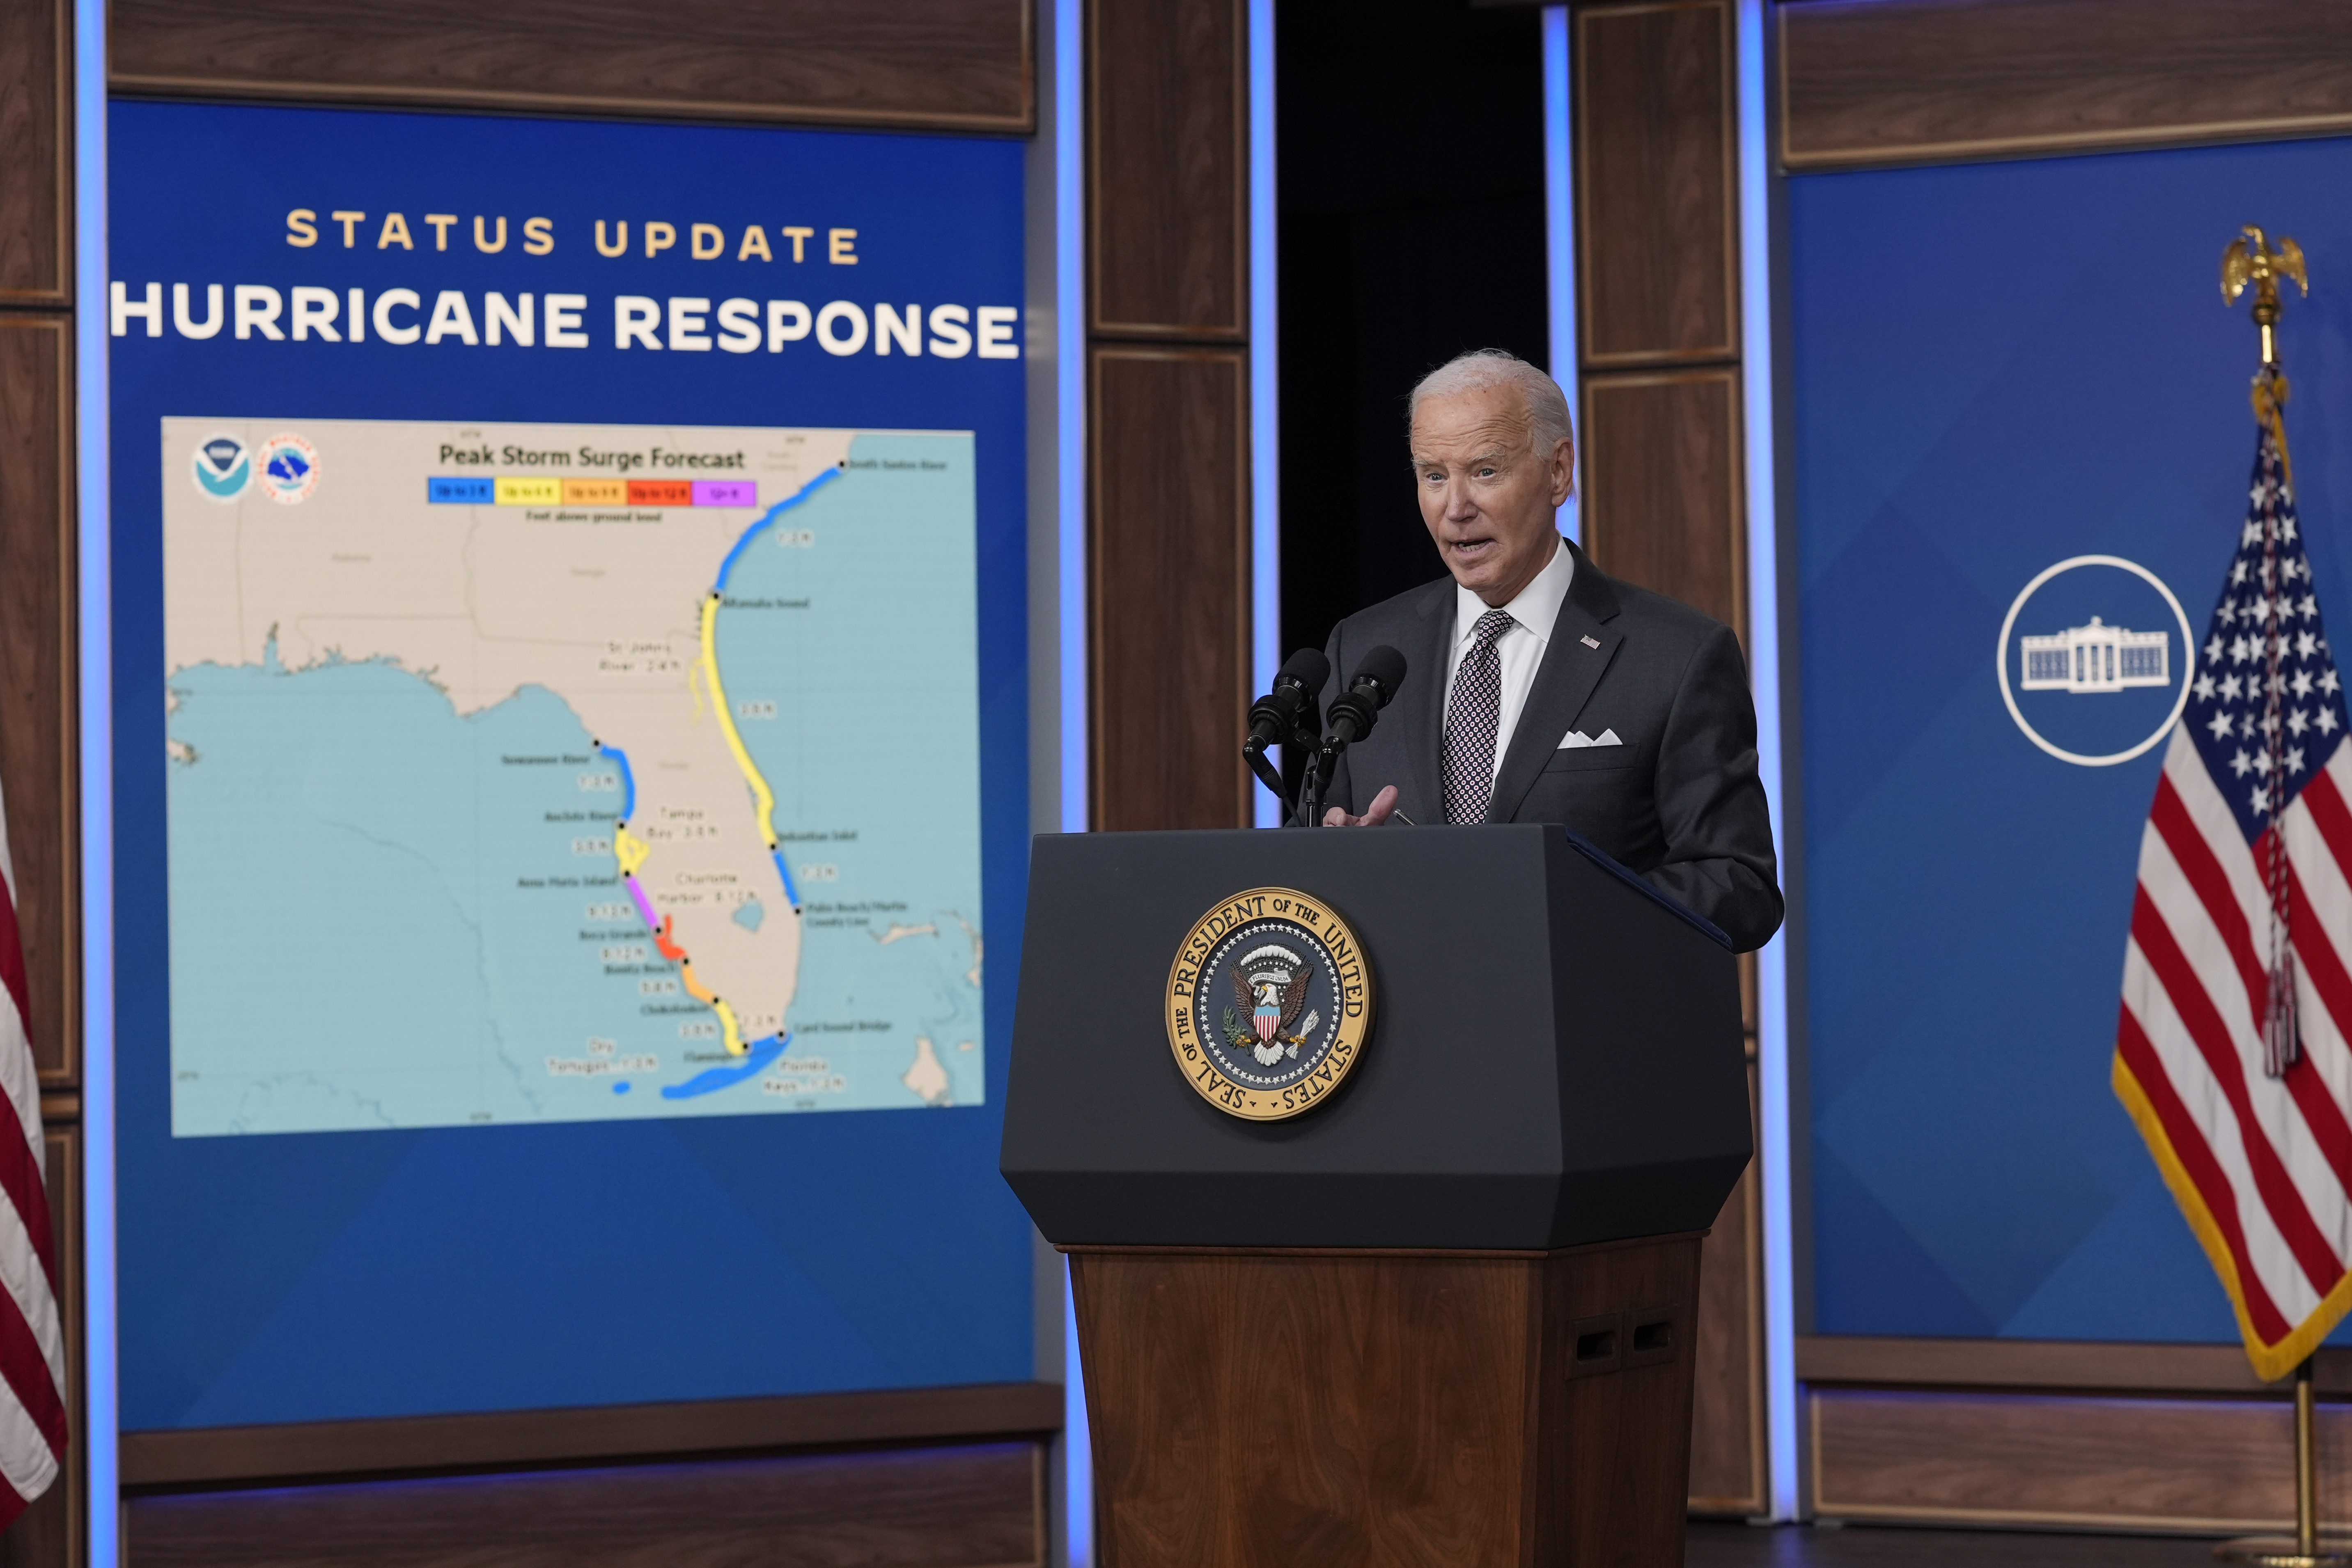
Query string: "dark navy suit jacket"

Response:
xmin=1317 ymin=540 xmax=1783 ymax=953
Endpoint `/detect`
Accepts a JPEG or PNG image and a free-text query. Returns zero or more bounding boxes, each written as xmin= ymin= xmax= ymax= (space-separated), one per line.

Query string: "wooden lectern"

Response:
xmin=1001 ymin=826 xmax=1751 ymax=1568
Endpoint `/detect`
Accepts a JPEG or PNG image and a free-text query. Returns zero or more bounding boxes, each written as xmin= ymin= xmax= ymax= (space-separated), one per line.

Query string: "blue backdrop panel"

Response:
xmin=108 ymin=102 xmax=1033 ymax=1428
xmin=1792 ymin=137 xmax=2352 ymax=1341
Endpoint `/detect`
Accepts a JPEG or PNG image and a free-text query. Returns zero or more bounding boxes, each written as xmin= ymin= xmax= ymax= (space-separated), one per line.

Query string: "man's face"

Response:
xmin=1410 ymin=383 xmax=1574 ymax=606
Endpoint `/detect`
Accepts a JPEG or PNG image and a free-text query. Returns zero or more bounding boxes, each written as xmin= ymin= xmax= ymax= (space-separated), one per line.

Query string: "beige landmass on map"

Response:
xmin=163 ymin=417 xmax=858 ymax=1045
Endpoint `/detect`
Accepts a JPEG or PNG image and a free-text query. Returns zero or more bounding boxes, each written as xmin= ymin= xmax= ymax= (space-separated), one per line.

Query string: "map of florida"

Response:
xmin=165 ymin=421 xmax=862 ymax=1074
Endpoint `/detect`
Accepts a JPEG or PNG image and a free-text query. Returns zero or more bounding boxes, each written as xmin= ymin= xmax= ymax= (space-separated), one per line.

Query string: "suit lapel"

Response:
xmin=1389 ymin=579 xmax=1455 ymax=822
xmin=1486 ymin=540 xmax=1623 ymax=824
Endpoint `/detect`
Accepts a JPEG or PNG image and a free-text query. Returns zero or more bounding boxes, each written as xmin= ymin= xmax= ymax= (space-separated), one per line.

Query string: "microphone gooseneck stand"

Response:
xmin=1243 ymin=645 xmax=1407 ymax=828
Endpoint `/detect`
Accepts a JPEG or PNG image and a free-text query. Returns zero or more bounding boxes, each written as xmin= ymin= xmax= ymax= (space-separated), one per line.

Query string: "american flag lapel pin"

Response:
xmin=1580 ymin=635 xmax=1601 ymax=650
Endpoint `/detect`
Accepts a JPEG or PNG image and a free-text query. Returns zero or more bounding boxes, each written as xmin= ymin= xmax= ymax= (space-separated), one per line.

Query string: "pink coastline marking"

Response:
xmin=625 ymin=876 xmax=661 ymax=932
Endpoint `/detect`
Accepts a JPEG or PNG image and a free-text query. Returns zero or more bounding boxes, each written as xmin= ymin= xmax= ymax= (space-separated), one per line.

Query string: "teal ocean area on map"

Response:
xmin=165 ymin=426 xmax=984 ymax=1136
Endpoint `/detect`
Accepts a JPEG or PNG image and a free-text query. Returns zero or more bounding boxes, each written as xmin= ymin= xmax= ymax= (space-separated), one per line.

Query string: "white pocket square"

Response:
xmin=1558 ymin=728 xmax=1622 ymax=749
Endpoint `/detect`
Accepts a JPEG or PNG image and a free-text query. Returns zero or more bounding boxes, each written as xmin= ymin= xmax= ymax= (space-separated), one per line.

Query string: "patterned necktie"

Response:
xmin=1441 ymin=608 xmax=1517 ymax=824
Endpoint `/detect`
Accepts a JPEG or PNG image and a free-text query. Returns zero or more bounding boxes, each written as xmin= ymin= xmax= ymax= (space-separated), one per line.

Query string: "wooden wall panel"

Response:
xmin=1574 ymin=0 xmax=1735 ymax=368
xmin=1571 ymin=4 xmax=1756 ymax=1513
xmin=1084 ymin=0 xmax=1253 ymax=832
xmin=0 ymin=4 xmax=79 ymax=1563
xmin=1087 ymin=0 xmax=1245 ymax=339
xmin=110 ymin=0 xmax=1034 ymax=134
xmin=0 ymin=1125 xmax=81 ymax=1568
xmin=1581 ymin=371 xmax=1745 ymax=636
xmin=1796 ymin=1334 xmax=2352 ymax=1394
xmin=1810 ymin=1387 xmax=2352 ymax=1531
xmin=123 ymin=1442 xmax=1046 ymax=1568
xmin=1686 ymin=1066 xmax=1763 ymax=1515
xmin=0 ymin=0 xmax=69 ymax=305
xmin=1781 ymin=0 xmax=2352 ymax=172
xmin=123 ymin=1382 xmax=1060 ymax=1491
xmin=0 ymin=317 xmax=78 ymax=1089
xmin=1089 ymin=349 xmax=1250 ymax=831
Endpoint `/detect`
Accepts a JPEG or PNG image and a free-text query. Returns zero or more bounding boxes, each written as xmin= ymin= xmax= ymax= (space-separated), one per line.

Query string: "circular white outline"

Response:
xmin=1996 ymin=554 xmax=2194 ymax=768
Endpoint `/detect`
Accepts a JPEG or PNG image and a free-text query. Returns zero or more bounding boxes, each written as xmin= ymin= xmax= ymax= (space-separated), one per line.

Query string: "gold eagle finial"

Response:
xmin=2223 ymin=225 xmax=2308 ymax=368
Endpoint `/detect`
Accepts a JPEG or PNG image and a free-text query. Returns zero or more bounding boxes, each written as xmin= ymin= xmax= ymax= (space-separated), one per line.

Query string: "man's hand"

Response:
xmin=1323 ymin=784 xmax=1400 ymax=827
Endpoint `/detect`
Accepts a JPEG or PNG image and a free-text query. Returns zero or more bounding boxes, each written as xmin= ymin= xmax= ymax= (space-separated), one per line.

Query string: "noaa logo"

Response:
xmin=1165 ymin=886 xmax=1372 ymax=1121
xmin=1999 ymin=555 xmax=2194 ymax=767
xmin=190 ymin=434 xmax=250 ymax=502
xmin=255 ymin=434 xmax=320 ymax=505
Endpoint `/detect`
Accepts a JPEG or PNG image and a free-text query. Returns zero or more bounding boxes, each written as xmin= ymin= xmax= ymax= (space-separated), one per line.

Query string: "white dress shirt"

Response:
xmin=1440 ymin=535 xmax=1575 ymax=780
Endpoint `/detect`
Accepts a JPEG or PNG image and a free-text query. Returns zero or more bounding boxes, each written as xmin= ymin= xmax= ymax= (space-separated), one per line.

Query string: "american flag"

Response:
xmin=2116 ymin=380 xmax=2352 ymax=1380
xmin=0 ymin=777 xmax=64 ymax=1522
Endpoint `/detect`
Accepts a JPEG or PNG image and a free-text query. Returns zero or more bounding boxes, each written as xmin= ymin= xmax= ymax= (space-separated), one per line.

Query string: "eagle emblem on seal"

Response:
xmin=1223 ymin=944 xmax=1322 ymax=1066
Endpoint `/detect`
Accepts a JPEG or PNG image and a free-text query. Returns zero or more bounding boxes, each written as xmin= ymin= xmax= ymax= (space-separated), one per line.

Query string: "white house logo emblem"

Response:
xmin=2019 ymin=617 xmax=2170 ymax=693
xmin=1999 ymin=556 xmax=2194 ymax=767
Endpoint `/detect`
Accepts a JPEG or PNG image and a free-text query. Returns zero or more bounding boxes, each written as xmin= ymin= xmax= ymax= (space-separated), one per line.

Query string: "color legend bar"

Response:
xmin=425 ymin=478 xmax=761 ymax=508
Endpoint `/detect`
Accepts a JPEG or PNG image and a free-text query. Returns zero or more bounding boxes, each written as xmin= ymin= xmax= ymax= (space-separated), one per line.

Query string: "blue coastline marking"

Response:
xmin=770 ymin=848 xmax=802 ymax=912
xmin=715 ymin=467 xmax=843 ymax=593
xmin=597 ymin=744 xmax=635 ymax=820
xmin=660 ymin=1031 xmax=789 ymax=1101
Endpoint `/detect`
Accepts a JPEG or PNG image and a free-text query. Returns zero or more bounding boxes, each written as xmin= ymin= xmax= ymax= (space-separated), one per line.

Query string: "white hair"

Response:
xmin=1408 ymin=349 xmax=1574 ymax=458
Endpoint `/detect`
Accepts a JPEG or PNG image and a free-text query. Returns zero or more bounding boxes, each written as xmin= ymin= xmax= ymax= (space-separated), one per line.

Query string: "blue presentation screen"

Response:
xmin=108 ymin=101 xmax=1035 ymax=1428
xmin=1791 ymin=136 xmax=2352 ymax=1341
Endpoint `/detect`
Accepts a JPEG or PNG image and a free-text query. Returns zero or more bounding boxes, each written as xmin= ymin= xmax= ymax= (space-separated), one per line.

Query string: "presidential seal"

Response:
xmin=1165 ymin=886 xmax=1372 ymax=1121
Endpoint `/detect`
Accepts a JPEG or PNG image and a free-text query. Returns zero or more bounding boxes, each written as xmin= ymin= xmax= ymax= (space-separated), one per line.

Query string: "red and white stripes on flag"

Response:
xmin=2117 ymin=383 xmax=2352 ymax=1379
xmin=0 ymin=778 xmax=65 ymax=1522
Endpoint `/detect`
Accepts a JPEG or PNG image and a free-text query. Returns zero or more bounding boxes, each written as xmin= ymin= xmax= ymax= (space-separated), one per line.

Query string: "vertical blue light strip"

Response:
xmin=1247 ymin=0 xmax=1281 ymax=827
xmin=1735 ymin=0 xmax=1797 ymax=1522
xmin=1053 ymin=3 xmax=1093 ymax=1559
xmin=1062 ymin=1263 xmax=1090 ymax=1566
xmin=1541 ymin=5 xmax=1580 ymax=544
xmin=73 ymin=0 xmax=119 ymax=1558
xmin=1056 ymin=0 xmax=1088 ymax=841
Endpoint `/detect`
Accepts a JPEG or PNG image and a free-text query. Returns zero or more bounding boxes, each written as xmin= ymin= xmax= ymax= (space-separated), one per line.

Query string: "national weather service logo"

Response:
xmin=190 ymin=434 xmax=250 ymax=502
xmin=1165 ymin=886 xmax=1372 ymax=1120
xmin=255 ymin=434 xmax=320 ymax=505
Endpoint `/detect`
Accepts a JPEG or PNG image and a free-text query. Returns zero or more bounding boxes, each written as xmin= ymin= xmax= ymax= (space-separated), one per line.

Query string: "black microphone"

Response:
xmin=1245 ymin=647 xmax=1332 ymax=754
xmin=1326 ymin=645 xmax=1407 ymax=746
xmin=1244 ymin=647 xmax=1331 ymax=808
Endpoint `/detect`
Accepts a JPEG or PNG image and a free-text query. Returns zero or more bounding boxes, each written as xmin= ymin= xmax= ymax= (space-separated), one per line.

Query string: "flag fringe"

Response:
xmin=2115 ymin=1050 xmax=2352 ymax=1382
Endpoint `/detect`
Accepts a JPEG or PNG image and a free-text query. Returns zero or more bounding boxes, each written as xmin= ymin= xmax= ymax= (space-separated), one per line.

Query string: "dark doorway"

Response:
xmin=1276 ymin=0 xmax=1551 ymax=660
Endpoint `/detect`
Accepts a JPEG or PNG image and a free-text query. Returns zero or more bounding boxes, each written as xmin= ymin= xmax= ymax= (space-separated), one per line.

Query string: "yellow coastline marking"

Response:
xmin=613 ymin=824 xmax=650 ymax=879
xmin=597 ymin=590 xmax=772 ymax=1065
xmin=677 ymin=962 xmax=746 ymax=1054
xmin=700 ymin=592 xmax=780 ymax=850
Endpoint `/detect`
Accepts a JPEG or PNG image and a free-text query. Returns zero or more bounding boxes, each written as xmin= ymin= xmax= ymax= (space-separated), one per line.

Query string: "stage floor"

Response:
xmin=1689 ymin=1523 xmax=2226 ymax=1568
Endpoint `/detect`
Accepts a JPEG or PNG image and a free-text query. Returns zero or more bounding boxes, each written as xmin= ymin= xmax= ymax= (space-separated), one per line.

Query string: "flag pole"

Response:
xmin=2214 ymin=224 xmax=2341 ymax=1568
xmin=2299 ymin=1357 xmax=2320 ymax=1565
xmin=2216 ymin=1356 xmax=2343 ymax=1568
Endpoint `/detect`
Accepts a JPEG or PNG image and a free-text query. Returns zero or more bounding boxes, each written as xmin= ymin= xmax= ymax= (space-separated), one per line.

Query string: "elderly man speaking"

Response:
xmin=1315 ymin=348 xmax=1782 ymax=954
